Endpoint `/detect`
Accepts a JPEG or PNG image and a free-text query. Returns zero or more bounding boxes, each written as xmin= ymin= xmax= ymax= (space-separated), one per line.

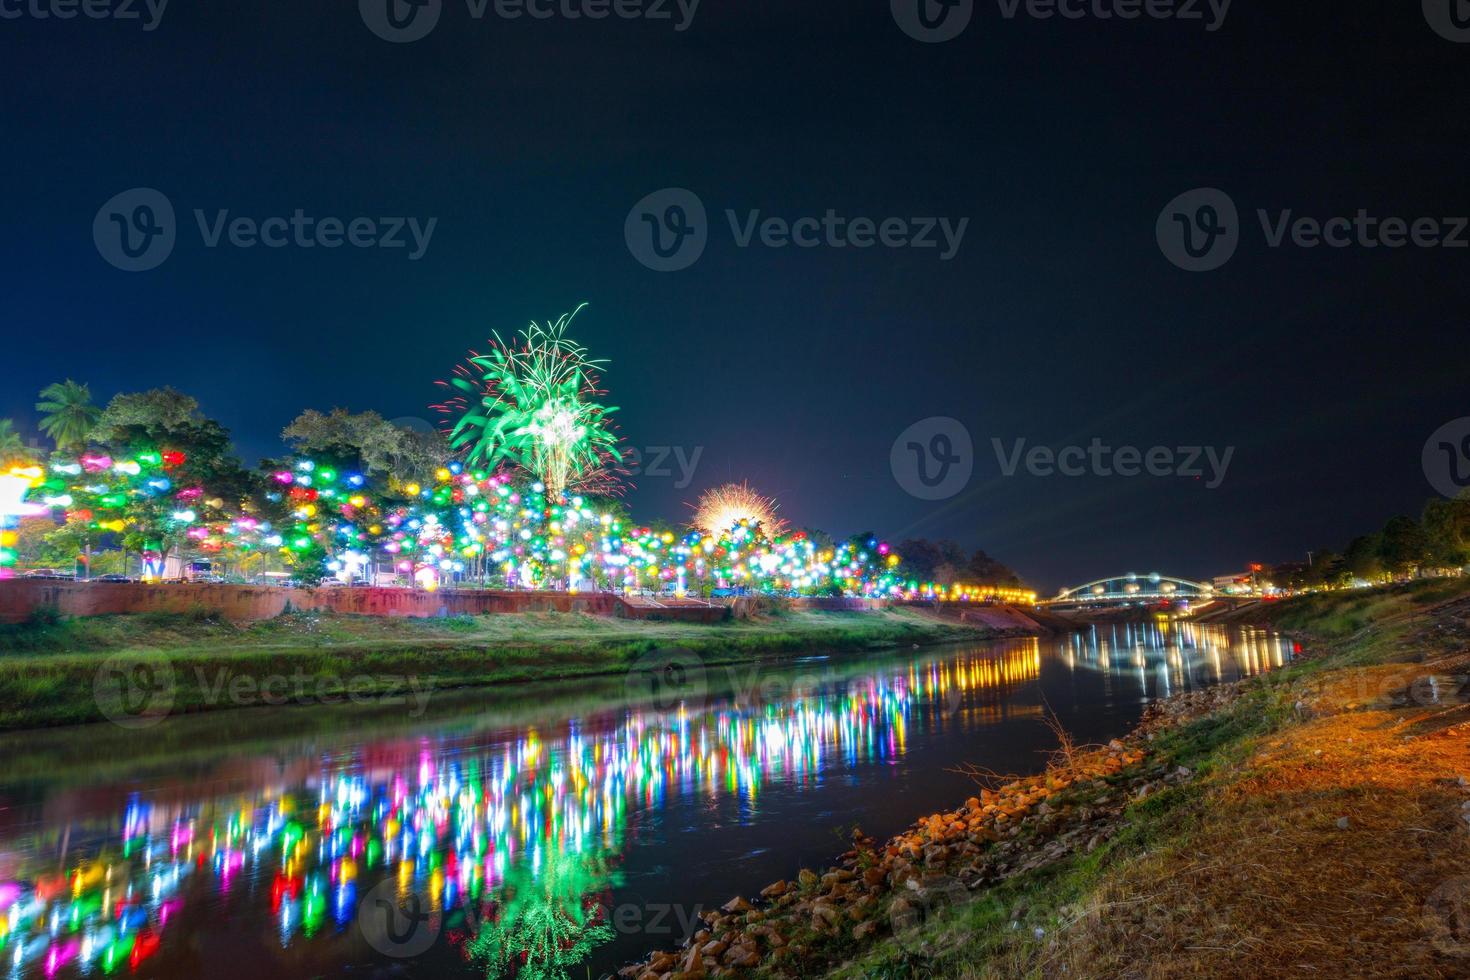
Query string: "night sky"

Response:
xmin=2 ymin=1 xmax=1466 ymax=592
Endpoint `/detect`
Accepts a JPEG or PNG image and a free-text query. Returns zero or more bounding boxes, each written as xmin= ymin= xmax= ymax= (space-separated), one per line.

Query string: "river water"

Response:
xmin=0 ymin=622 xmax=1293 ymax=980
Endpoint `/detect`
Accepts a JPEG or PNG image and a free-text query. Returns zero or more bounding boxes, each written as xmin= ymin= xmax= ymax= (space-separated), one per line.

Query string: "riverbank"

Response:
xmin=0 ymin=606 xmax=1000 ymax=731
xmin=619 ymin=578 xmax=1470 ymax=978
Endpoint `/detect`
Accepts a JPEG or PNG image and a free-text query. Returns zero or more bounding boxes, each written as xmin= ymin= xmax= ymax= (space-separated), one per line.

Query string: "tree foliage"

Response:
xmin=896 ymin=538 xmax=1024 ymax=587
xmin=282 ymin=408 xmax=446 ymax=483
xmin=35 ymin=379 xmax=101 ymax=452
xmin=0 ymin=419 xmax=34 ymax=462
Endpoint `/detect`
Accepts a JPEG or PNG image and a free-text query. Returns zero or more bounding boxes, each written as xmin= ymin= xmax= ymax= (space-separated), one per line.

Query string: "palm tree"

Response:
xmin=0 ymin=419 xmax=32 ymax=463
xmin=36 ymin=379 xmax=100 ymax=452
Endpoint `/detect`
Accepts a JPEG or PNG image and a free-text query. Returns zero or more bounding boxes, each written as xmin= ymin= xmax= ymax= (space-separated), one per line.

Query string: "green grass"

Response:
xmin=0 ymin=607 xmax=992 ymax=731
xmin=824 ymin=576 xmax=1470 ymax=979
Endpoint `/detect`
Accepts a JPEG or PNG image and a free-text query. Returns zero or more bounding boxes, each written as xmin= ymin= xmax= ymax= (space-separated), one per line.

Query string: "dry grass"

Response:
xmin=1042 ymin=656 xmax=1470 ymax=979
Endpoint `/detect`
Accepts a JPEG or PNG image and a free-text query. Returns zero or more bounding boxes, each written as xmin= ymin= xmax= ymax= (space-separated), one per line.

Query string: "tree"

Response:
xmin=1377 ymin=515 xmax=1429 ymax=578
xmin=282 ymin=408 xmax=446 ymax=483
xmin=0 ymin=419 xmax=33 ymax=463
xmin=897 ymin=538 xmax=984 ymax=586
xmin=965 ymin=548 xmax=1023 ymax=586
xmin=91 ymin=387 xmax=206 ymax=444
xmin=1422 ymin=492 xmax=1470 ymax=570
xmin=1342 ymin=534 xmax=1383 ymax=583
xmin=11 ymin=516 xmax=56 ymax=567
xmin=91 ymin=388 xmax=259 ymax=574
xmin=35 ymin=380 xmax=101 ymax=452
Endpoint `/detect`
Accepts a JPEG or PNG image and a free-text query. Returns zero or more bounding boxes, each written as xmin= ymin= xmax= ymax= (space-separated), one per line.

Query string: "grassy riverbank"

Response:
xmin=0 ymin=606 xmax=996 ymax=731
xmin=620 ymin=578 xmax=1470 ymax=979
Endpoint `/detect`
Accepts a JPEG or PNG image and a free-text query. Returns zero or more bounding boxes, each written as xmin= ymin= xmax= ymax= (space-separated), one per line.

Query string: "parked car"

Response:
xmin=23 ymin=569 xmax=71 ymax=579
xmin=93 ymin=574 xmax=135 ymax=583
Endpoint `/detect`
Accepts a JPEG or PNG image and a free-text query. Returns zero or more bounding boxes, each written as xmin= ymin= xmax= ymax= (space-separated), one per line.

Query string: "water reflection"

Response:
xmin=0 ymin=624 xmax=1289 ymax=980
xmin=1064 ymin=623 xmax=1291 ymax=697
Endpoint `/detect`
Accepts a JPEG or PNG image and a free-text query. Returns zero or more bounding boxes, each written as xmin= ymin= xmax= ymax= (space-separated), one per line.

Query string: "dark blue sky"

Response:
xmin=2 ymin=1 xmax=1466 ymax=591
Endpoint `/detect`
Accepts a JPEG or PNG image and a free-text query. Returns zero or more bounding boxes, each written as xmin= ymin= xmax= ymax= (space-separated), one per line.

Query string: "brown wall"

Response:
xmin=0 ymin=579 xmax=722 ymax=625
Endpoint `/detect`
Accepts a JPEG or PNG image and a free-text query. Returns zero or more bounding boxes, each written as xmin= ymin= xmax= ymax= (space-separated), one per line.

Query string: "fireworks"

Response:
xmin=692 ymin=482 xmax=787 ymax=538
xmin=438 ymin=305 xmax=623 ymax=499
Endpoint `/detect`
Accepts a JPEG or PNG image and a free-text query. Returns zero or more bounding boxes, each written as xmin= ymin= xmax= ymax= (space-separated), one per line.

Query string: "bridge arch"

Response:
xmin=1044 ymin=572 xmax=1214 ymax=606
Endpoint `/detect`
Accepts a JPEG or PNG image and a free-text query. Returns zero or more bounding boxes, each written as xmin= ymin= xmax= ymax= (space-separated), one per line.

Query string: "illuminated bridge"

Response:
xmin=1041 ymin=573 xmax=1215 ymax=610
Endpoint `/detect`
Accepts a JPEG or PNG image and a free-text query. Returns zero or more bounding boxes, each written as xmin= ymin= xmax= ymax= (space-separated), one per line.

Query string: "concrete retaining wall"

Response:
xmin=0 ymin=579 xmax=679 ymax=625
xmin=793 ymin=596 xmax=890 ymax=612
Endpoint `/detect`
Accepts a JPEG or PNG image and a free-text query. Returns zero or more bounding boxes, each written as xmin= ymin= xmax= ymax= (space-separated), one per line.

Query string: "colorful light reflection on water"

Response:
xmin=0 ymin=626 xmax=1290 ymax=980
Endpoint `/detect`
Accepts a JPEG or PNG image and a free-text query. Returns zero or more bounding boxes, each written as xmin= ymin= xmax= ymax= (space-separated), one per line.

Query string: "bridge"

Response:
xmin=1040 ymin=573 xmax=1215 ymax=610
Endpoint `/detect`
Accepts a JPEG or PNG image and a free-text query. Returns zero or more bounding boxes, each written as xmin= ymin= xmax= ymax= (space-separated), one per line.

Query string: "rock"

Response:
xmin=862 ymin=866 xmax=886 ymax=887
xmin=720 ymin=897 xmax=752 ymax=915
xmin=760 ymin=880 xmax=788 ymax=898
xmin=966 ymin=796 xmax=981 ymax=812
xmin=853 ymin=920 xmax=878 ymax=940
xmin=797 ymin=868 xmax=819 ymax=890
xmin=723 ymin=945 xmax=760 ymax=969
xmin=700 ymin=940 xmax=727 ymax=959
xmin=1336 ymin=816 xmax=1351 ymax=830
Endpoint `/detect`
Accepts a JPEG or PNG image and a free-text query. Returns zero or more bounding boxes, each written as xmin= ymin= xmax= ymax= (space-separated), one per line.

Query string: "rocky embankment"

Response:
xmin=619 ymin=738 xmax=1189 ymax=979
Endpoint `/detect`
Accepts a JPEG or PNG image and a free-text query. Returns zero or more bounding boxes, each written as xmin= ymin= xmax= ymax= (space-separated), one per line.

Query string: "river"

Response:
xmin=0 ymin=622 xmax=1293 ymax=979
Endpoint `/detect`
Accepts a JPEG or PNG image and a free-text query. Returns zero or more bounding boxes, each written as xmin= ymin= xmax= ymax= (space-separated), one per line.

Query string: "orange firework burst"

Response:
xmin=692 ymin=482 xmax=788 ymax=537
